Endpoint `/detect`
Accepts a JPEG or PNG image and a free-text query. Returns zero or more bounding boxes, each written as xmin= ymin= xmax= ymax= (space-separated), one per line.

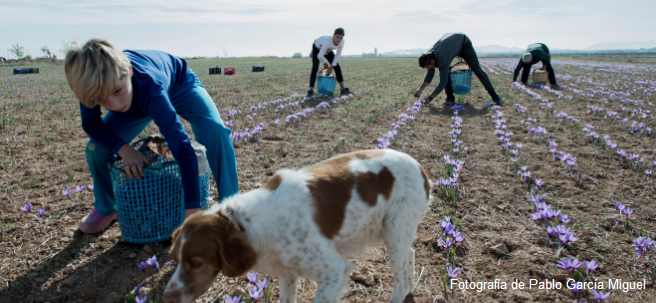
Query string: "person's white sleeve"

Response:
xmin=332 ymin=41 xmax=343 ymax=66
xmin=318 ymin=42 xmax=330 ymax=65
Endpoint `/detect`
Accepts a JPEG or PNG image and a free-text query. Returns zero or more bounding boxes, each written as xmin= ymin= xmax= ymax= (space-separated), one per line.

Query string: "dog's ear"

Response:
xmin=169 ymin=227 xmax=182 ymax=260
xmin=215 ymin=216 xmax=257 ymax=277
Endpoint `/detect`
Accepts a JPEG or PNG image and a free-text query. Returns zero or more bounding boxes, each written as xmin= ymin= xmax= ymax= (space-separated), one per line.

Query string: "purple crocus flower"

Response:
xmin=87 ymin=184 xmax=94 ymax=191
xmin=559 ymin=232 xmax=579 ymax=244
xmin=452 ymin=231 xmax=464 ymax=243
xmin=443 ymin=224 xmax=456 ymax=236
xmin=247 ymin=272 xmax=258 ymax=284
xmin=225 ymin=295 xmax=242 ymax=303
xmin=75 ymin=185 xmax=86 ymax=193
xmin=146 ymin=255 xmax=159 ymax=270
xmin=37 ymin=209 xmax=46 ymax=217
xmin=614 ymin=202 xmax=625 ymax=212
xmin=559 ymin=214 xmax=570 ymax=224
xmin=446 ymin=266 xmax=461 ymax=278
xmin=137 ymin=262 xmax=148 ymax=272
xmin=135 ymin=284 xmax=142 ymax=295
xmin=623 ymin=208 xmax=634 ymax=217
xmin=248 ymin=286 xmax=263 ymax=300
xmin=62 ymin=188 xmax=72 ymax=199
xmin=20 ymin=202 xmax=33 ymax=213
xmin=135 ymin=295 xmax=147 ymax=303
xmin=440 ymin=237 xmax=454 ymax=248
xmin=534 ymin=178 xmax=544 ymax=188
xmin=591 ymin=289 xmax=611 ymax=301
xmin=553 ymin=225 xmax=570 ymax=235
xmin=585 ymin=260 xmax=598 ymax=272
xmin=255 ymin=278 xmax=268 ymax=290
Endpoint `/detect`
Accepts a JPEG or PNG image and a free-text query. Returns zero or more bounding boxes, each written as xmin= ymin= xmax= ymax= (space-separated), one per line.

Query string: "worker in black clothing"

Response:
xmin=415 ymin=33 xmax=504 ymax=106
xmin=513 ymin=43 xmax=562 ymax=89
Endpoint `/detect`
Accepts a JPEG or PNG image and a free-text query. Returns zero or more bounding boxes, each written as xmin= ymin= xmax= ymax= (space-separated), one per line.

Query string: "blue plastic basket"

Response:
xmin=317 ymin=75 xmax=336 ymax=95
xmin=449 ymin=70 xmax=472 ymax=95
xmin=108 ymin=139 xmax=211 ymax=244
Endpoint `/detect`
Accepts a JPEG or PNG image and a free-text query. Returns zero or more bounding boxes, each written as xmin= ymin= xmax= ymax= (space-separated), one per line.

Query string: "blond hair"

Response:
xmin=64 ymin=38 xmax=131 ymax=108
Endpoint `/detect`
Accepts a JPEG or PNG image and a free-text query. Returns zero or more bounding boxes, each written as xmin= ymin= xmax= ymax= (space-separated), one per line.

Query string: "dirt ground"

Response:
xmin=1 ymin=56 xmax=656 ymax=303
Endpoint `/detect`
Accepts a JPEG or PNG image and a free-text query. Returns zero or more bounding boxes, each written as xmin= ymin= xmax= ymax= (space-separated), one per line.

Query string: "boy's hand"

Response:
xmin=118 ymin=144 xmax=151 ymax=180
xmin=413 ymin=89 xmax=423 ymax=98
xmin=325 ymin=66 xmax=334 ymax=77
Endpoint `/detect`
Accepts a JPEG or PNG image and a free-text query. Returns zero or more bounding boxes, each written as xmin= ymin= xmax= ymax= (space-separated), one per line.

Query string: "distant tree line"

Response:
xmin=5 ymin=41 xmax=75 ymax=60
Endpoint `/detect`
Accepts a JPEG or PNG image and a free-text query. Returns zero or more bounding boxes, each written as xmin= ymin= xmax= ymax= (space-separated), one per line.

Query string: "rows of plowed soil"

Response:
xmin=1 ymin=57 xmax=655 ymax=303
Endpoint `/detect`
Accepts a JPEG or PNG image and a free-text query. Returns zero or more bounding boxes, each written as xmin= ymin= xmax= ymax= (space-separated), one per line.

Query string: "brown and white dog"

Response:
xmin=162 ymin=149 xmax=431 ymax=303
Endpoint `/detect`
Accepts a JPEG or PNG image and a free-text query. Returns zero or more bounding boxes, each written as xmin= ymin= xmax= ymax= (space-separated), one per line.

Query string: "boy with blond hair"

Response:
xmin=65 ymin=38 xmax=238 ymax=233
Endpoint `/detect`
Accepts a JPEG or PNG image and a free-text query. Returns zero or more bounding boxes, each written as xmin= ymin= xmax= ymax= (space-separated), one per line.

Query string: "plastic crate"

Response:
xmin=252 ymin=66 xmax=265 ymax=72
xmin=108 ymin=137 xmax=211 ymax=244
xmin=317 ymin=75 xmax=336 ymax=95
xmin=209 ymin=67 xmax=221 ymax=75
xmin=449 ymin=70 xmax=472 ymax=95
xmin=225 ymin=68 xmax=236 ymax=75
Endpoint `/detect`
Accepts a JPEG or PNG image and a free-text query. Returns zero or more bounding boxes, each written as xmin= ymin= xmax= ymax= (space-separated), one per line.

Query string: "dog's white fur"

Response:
xmin=164 ymin=149 xmax=430 ymax=303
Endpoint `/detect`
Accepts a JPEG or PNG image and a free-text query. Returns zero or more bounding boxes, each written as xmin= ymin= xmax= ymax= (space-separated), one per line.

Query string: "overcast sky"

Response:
xmin=1 ymin=0 xmax=654 ymax=58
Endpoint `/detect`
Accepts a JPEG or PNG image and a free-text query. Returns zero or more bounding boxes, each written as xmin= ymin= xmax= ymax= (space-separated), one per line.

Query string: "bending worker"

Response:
xmin=415 ymin=32 xmax=504 ymax=106
xmin=513 ymin=43 xmax=562 ymax=89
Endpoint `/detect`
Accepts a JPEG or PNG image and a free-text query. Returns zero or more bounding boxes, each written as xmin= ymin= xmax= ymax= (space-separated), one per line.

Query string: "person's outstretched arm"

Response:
xmin=429 ymin=65 xmax=450 ymax=98
xmin=513 ymin=59 xmax=525 ymax=82
xmin=413 ymin=68 xmax=435 ymax=98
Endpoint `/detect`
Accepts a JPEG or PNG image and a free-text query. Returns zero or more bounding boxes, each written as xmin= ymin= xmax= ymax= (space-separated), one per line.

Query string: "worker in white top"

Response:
xmin=308 ymin=27 xmax=350 ymax=97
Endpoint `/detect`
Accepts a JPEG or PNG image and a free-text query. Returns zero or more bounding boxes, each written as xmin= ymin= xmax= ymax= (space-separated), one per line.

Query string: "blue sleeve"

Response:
xmin=431 ymin=65 xmax=450 ymax=96
xmin=143 ymin=90 xmax=200 ymax=209
xmin=423 ymin=68 xmax=435 ymax=84
xmin=80 ymin=103 xmax=126 ymax=154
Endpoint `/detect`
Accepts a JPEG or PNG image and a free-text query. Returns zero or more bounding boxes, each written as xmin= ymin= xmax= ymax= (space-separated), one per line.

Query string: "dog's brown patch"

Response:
xmin=420 ymin=166 xmax=430 ymax=200
xmin=356 ymin=166 xmax=395 ymax=206
xmin=307 ymin=150 xmax=386 ymax=239
xmin=261 ymin=174 xmax=282 ymax=190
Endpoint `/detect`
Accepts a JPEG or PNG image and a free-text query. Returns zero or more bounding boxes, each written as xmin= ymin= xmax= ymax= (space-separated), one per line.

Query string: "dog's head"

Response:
xmin=162 ymin=211 xmax=256 ymax=303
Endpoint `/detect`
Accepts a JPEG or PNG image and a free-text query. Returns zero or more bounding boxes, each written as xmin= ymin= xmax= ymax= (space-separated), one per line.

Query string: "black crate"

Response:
xmin=252 ymin=66 xmax=265 ymax=72
xmin=13 ymin=68 xmax=39 ymax=75
xmin=209 ymin=67 xmax=221 ymax=75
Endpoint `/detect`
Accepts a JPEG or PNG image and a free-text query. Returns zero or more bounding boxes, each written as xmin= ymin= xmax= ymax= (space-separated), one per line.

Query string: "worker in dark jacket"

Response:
xmin=513 ymin=43 xmax=562 ymax=89
xmin=415 ymin=32 xmax=504 ymax=106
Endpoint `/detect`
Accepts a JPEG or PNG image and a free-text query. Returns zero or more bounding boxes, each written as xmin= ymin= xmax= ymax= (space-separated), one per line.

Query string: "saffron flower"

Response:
xmin=37 ymin=209 xmax=46 ymax=218
xmin=225 ymin=295 xmax=242 ymax=303
xmin=137 ymin=261 xmax=148 ymax=272
xmin=20 ymin=202 xmax=33 ymax=213
xmin=247 ymin=272 xmax=258 ymax=284
xmin=255 ymin=278 xmax=268 ymax=290
xmin=591 ymin=289 xmax=611 ymax=302
xmin=248 ymin=286 xmax=263 ymax=300
xmin=135 ymin=295 xmax=147 ymax=303
xmin=75 ymin=185 xmax=86 ymax=193
xmin=440 ymin=237 xmax=454 ymax=248
xmin=623 ymin=207 xmax=634 ymax=217
xmin=87 ymin=184 xmax=94 ymax=191
xmin=62 ymin=188 xmax=72 ymax=199
xmin=446 ymin=266 xmax=461 ymax=278
xmin=146 ymin=255 xmax=159 ymax=270
xmin=585 ymin=260 xmax=599 ymax=272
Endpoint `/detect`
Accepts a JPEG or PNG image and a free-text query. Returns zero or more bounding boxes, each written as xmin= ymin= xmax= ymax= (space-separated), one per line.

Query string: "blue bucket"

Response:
xmin=317 ymin=75 xmax=336 ymax=95
xmin=108 ymin=139 xmax=211 ymax=244
xmin=449 ymin=70 xmax=473 ymax=95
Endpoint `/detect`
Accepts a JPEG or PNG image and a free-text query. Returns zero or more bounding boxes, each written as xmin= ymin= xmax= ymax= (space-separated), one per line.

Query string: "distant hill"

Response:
xmin=474 ymin=45 xmax=524 ymax=53
xmin=584 ymin=40 xmax=656 ymax=51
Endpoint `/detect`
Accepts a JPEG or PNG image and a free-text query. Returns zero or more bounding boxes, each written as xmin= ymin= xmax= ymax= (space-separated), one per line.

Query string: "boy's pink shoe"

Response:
xmin=79 ymin=208 xmax=118 ymax=233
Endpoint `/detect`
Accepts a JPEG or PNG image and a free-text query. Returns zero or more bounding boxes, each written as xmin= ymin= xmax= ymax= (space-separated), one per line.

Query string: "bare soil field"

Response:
xmin=1 ymin=56 xmax=655 ymax=302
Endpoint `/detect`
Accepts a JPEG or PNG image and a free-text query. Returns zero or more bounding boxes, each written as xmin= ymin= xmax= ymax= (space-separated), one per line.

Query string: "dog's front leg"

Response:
xmin=312 ymin=259 xmax=353 ymax=303
xmin=278 ymin=272 xmax=299 ymax=303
